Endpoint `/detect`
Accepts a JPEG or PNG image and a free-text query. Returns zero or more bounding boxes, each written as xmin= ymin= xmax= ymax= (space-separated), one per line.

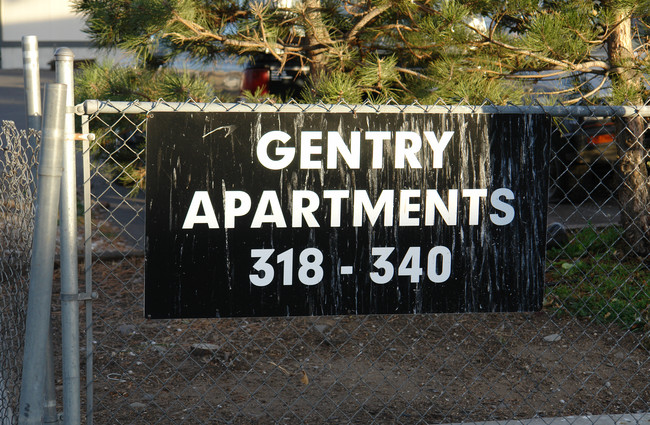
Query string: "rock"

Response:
xmin=130 ymin=402 xmax=146 ymax=411
xmin=314 ymin=324 xmax=329 ymax=334
xmin=546 ymin=222 xmax=569 ymax=249
xmin=543 ymin=333 xmax=562 ymax=342
xmin=190 ymin=343 xmax=220 ymax=356
xmin=151 ymin=345 xmax=166 ymax=354
xmin=117 ymin=324 xmax=136 ymax=336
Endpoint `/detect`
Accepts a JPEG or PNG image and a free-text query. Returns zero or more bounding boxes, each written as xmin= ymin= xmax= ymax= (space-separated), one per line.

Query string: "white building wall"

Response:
xmin=0 ymin=0 xmax=123 ymax=68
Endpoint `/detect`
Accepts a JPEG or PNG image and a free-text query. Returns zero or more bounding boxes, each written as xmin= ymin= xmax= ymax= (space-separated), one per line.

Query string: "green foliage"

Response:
xmin=547 ymin=226 xmax=621 ymax=259
xmin=302 ymin=70 xmax=363 ymax=104
xmin=356 ymin=54 xmax=401 ymax=101
xmin=74 ymin=0 xmax=174 ymax=66
xmin=611 ymin=76 xmax=647 ymax=104
xmin=545 ymin=226 xmax=650 ymax=330
xmin=75 ymin=62 xmax=215 ymax=102
xmin=439 ymin=0 xmax=470 ymax=23
xmin=521 ymin=10 xmax=596 ymax=62
xmin=74 ymin=0 xmax=650 ymax=104
xmin=421 ymin=57 xmax=524 ymax=104
xmin=241 ymin=87 xmax=282 ymax=103
xmin=300 ymin=54 xmax=404 ymax=104
xmin=157 ymin=71 xmax=216 ymax=101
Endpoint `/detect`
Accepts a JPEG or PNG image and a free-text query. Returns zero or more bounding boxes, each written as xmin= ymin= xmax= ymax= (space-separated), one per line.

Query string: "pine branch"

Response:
xmin=392 ymin=24 xmax=427 ymax=60
xmin=346 ymin=3 xmax=391 ymax=43
xmin=249 ymin=2 xmax=285 ymax=63
xmin=538 ymin=74 xmax=599 ymax=96
xmin=569 ymin=26 xmax=605 ymax=45
xmin=341 ymin=0 xmax=365 ymax=18
xmin=168 ymin=12 xmax=263 ymax=50
xmin=564 ymin=71 xmax=610 ymax=105
xmin=395 ymin=66 xmax=435 ymax=81
xmin=410 ymin=1 xmax=615 ymax=76
xmin=468 ymin=24 xmax=611 ymax=73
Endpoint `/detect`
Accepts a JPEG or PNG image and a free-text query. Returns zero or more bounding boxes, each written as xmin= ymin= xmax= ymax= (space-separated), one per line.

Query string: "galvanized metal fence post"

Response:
xmin=21 ymin=36 xmax=41 ymax=132
xmin=80 ymin=116 xmax=94 ymax=425
xmin=43 ymin=332 xmax=59 ymax=425
xmin=21 ymin=35 xmax=41 ymax=201
xmin=54 ymin=47 xmax=81 ymax=425
xmin=18 ymin=83 xmax=67 ymax=425
xmin=24 ymin=36 xmax=60 ymax=424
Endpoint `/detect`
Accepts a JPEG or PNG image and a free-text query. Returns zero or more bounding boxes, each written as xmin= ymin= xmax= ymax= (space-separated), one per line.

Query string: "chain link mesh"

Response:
xmin=0 ymin=121 xmax=39 ymax=425
xmin=76 ymin=101 xmax=649 ymax=424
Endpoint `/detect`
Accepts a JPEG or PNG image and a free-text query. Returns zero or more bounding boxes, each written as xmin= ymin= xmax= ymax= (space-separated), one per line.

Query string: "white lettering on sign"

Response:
xmin=365 ymin=131 xmax=390 ymax=168
xmin=255 ymin=130 xmax=454 ymax=170
xmin=425 ymin=189 xmax=458 ymax=226
xmin=251 ymin=191 xmax=287 ymax=228
xmin=256 ymin=131 xmax=293 ymax=170
xmin=462 ymin=189 xmax=488 ymax=226
xmin=399 ymin=190 xmax=421 ymax=226
xmin=249 ymin=246 xmax=452 ymax=286
xmin=224 ymin=191 xmax=251 ymax=228
xmin=300 ymin=131 xmax=322 ymax=169
xmin=292 ymin=190 xmax=320 ymax=227
xmin=395 ymin=132 xmax=422 ymax=168
xmin=182 ymin=191 xmax=219 ymax=229
xmin=181 ymin=189 xmax=516 ymax=229
xmin=490 ymin=188 xmax=515 ymax=225
xmin=353 ymin=190 xmax=394 ymax=227
xmin=327 ymin=132 xmax=360 ymax=169
xmin=323 ymin=190 xmax=349 ymax=227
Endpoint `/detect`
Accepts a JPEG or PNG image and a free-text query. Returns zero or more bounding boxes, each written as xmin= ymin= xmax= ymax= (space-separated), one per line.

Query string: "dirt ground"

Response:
xmin=45 ymin=254 xmax=650 ymax=425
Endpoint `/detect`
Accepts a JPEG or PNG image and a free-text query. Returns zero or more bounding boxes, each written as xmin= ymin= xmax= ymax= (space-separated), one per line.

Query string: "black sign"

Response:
xmin=145 ymin=111 xmax=550 ymax=318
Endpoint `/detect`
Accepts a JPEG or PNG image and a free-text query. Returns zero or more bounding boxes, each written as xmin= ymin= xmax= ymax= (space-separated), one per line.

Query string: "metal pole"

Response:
xmin=22 ymin=36 xmax=42 ymax=131
xmin=22 ymin=35 xmax=42 ymax=198
xmin=81 ymin=116 xmax=94 ymax=425
xmin=43 ymin=332 xmax=60 ymax=424
xmin=18 ymin=83 xmax=67 ymax=425
xmin=55 ymin=47 xmax=81 ymax=425
xmin=22 ymin=44 xmax=56 ymax=422
xmin=74 ymin=99 xmax=650 ymax=118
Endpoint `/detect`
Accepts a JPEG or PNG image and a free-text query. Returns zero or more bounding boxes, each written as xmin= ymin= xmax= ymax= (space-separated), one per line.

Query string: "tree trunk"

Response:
xmin=608 ymin=12 xmax=650 ymax=257
xmin=614 ymin=115 xmax=650 ymax=256
xmin=301 ymin=0 xmax=332 ymax=78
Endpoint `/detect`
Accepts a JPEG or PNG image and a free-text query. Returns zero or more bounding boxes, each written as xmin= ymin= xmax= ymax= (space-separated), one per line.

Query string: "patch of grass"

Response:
xmin=545 ymin=226 xmax=650 ymax=330
xmin=547 ymin=226 xmax=621 ymax=259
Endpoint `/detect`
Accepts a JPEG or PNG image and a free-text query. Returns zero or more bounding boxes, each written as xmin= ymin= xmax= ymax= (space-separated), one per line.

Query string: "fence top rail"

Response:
xmin=75 ymin=99 xmax=650 ymax=117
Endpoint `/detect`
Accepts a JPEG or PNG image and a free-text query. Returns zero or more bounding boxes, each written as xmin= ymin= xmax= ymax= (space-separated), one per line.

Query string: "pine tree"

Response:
xmin=74 ymin=0 xmax=650 ymax=255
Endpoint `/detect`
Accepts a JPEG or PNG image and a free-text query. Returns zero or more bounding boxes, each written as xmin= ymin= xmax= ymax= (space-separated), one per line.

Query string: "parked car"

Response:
xmin=550 ymin=117 xmax=622 ymax=202
xmin=240 ymin=53 xmax=309 ymax=100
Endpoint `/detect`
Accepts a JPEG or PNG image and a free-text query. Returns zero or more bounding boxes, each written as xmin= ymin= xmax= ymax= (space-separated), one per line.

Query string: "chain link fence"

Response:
xmin=70 ymin=101 xmax=650 ymax=424
xmin=0 ymin=121 xmax=39 ymax=425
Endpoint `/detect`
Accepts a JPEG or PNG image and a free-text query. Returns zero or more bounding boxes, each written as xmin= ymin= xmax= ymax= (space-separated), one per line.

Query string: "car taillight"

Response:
xmin=241 ymin=69 xmax=270 ymax=94
xmin=589 ymin=134 xmax=614 ymax=145
xmin=585 ymin=121 xmax=615 ymax=145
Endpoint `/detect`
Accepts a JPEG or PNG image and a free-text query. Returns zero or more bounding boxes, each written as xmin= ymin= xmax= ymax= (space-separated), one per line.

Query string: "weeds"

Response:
xmin=545 ymin=226 xmax=650 ymax=330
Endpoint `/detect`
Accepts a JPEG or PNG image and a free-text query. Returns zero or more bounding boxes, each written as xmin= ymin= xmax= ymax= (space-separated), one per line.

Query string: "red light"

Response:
xmin=589 ymin=134 xmax=613 ymax=145
xmin=241 ymin=69 xmax=270 ymax=94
